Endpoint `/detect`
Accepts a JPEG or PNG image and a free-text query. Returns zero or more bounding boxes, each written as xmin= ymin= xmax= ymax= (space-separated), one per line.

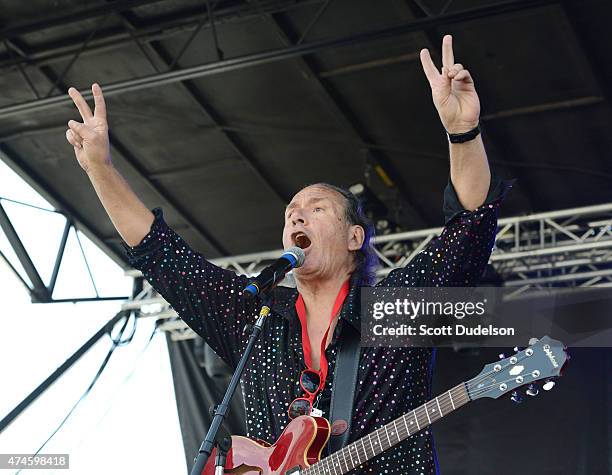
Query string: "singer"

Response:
xmin=65 ymin=36 xmax=510 ymax=474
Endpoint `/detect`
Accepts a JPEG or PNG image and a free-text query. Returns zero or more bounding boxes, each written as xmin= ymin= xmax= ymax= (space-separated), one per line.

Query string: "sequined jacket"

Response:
xmin=123 ymin=176 xmax=510 ymax=474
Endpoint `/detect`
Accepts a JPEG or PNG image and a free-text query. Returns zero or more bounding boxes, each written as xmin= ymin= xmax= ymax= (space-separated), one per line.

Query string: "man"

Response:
xmin=66 ymin=36 xmax=509 ymax=474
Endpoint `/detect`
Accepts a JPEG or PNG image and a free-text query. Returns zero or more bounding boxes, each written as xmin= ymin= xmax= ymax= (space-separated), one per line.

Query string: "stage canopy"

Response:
xmin=1 ymin=0 xmax=611 ymax=272
xmin=1 ymin=2 xmax=612 ymax=473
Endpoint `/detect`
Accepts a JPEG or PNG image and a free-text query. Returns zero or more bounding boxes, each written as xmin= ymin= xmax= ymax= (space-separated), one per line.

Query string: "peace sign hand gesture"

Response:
xmin=65 ymin=83 xmax=111 ymax=174
xmin=420 ymin=35 xmax=480 ymax=134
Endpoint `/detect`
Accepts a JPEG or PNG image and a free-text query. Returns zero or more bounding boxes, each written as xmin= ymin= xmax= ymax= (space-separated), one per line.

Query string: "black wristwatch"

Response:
xmin=447 ymin=121 xmax=481 ymax=143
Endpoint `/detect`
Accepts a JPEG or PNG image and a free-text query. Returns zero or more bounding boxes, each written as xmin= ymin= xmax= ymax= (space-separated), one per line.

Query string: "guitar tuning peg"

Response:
xmin=513 ymin=347 xmax=519 ymax=352
xmin=498 ymin=353 xmax=506 ymax=360
xmin=528 ymin=337 xmax=539 ymax=346
xmin=526 ymin=384 xmax=539 ymax=397
xmin=542 ymin=379 xmax=556 ymax=391
xmin=511 ymin=390 xmax=523 ymax=404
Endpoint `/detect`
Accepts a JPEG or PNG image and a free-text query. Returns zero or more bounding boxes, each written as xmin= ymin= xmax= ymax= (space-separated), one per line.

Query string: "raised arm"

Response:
xmin=65 ymin=84 xmax=261 ymax=367
xmin=65 ymin=83 xmax=154 ymax=247
xmin=379 ymin=36 xmax=512 ymax=289
xmin=420 ymin=34 xmax=491 ymax=211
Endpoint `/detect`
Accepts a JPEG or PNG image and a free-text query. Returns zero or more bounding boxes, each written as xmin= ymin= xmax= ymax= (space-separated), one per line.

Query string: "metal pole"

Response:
xmin=0 ymin=0 xmax=559 ymax=119
xmin=0 ymin=311 xmax=127 ymax=434
xmin=0 ymin=201 xmax=50 ymax=302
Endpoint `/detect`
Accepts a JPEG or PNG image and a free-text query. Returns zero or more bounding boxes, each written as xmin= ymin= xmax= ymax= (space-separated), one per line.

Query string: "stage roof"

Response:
xmin=0 ymin=0 xmax=610 ymax=267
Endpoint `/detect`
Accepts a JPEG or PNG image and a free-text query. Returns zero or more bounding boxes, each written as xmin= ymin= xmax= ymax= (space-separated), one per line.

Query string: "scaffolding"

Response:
xmin=123 ymin=201 xmax=612 ymax=340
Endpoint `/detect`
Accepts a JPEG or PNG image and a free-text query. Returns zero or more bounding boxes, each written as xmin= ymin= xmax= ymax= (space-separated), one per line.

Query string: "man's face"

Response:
xmin=282 ymin=185 xmax=363 ymax=281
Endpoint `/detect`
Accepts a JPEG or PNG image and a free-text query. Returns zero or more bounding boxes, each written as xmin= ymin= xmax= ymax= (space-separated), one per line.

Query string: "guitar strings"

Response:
xmin=306 ymin=349 xmax=544 ymax=474
xmin=307 ymin=384 xmax=467 ymax=475
xmin=464 ymin=351 xmax=534 ymax=397
xmin=308 ymin=366 xmax=528 ymax=474
xmin=309 ymin=383 xmax=477 ymax=475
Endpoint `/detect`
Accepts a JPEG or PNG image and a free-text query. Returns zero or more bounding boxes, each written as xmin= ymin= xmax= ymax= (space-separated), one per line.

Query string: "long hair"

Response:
xmin=310 ymin=183 xmax=379 ymax=286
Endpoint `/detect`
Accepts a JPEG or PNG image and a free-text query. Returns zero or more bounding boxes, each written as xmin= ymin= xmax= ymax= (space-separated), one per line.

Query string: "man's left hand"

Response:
xmin=420 ymin=34 xmax=480 ymax=134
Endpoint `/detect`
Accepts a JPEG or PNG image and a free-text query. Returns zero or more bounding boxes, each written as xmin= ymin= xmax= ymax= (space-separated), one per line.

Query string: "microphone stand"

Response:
xmin=190 ymin=294 xmax=273 ymax=475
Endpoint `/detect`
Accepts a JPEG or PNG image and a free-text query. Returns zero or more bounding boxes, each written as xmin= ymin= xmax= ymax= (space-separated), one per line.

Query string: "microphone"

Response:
xmin=243 ymin=247 xmax=305 ymax=298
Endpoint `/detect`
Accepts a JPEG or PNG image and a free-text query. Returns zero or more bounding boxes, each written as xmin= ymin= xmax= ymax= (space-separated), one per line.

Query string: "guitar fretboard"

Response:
xmin=303 ymin=383 xmax=470 ymax=475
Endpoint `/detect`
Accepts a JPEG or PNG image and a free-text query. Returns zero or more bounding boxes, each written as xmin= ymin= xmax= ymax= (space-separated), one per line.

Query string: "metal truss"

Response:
xmin=490 ymin=203 xmax=612 ymax=295
xmin=0 ymin=0 xmax=327 ymax=71
xmin=0 ymin=197 xmax=129 ymax=303
xmin=0 ymin=0 xmax=560 ymax=119
xmin=0 ymin=0 xmax=602 ymax=264
xmin=123 ymin=201 xmax=612 ymax=340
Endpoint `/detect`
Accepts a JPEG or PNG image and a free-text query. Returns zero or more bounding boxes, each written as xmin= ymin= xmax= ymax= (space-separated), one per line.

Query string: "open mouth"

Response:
xmin=291 ymin=231 xmax=312 ymax=250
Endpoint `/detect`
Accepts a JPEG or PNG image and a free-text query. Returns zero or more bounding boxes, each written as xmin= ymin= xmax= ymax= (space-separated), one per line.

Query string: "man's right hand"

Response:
xmin=64 ymin=82 xmax=154 ymax=246
xmin=66 ymin=83 xmax=111 ymax=174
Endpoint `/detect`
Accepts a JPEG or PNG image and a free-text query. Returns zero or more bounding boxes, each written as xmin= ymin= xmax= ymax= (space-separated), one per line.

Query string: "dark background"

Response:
xmin=168 ymin=336 xmax=612 ymax=474
xmin=1 ymin=0 xmax=611 ymax=473
xmin=1 ymin=0 xmax=611 ymax=264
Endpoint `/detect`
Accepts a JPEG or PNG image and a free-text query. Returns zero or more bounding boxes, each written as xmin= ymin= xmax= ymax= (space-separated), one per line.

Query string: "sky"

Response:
xmin=0 ymin=157 xmax=188 ymax=474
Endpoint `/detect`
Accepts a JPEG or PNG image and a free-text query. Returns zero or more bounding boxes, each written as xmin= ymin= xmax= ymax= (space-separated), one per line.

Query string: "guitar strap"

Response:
xmin=327 ymin=321 xmax=360 ymax=454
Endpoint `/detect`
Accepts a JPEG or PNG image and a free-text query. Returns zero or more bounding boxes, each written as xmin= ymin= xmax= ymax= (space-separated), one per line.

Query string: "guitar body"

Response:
xmin=201 ymin=416 xmax=330 ymax=475
xmin=199 ymin=337 xmax=567 ymax=475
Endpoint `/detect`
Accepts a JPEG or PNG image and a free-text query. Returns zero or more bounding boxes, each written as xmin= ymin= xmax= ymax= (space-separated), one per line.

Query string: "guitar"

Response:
xmin=201 ymin=336 xmax=568 ymax=475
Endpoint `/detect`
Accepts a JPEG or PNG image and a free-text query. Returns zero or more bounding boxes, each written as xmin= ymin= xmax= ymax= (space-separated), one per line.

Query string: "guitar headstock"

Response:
xmin=466 ymin=336 xmax=568 ymax=401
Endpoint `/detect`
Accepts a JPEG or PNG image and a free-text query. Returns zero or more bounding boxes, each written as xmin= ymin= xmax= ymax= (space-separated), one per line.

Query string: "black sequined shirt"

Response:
xmin=124 ymin=177 xmax=509 ymax=474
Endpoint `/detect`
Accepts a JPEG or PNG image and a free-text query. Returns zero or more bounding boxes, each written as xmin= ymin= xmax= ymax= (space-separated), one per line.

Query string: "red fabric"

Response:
xmin=295 ymin=280 xmax=350 ymax=389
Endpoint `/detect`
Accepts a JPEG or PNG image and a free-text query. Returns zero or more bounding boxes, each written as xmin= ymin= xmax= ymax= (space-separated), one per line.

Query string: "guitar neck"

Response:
xmin=304 ymin=383 xmax=470 ymax=475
